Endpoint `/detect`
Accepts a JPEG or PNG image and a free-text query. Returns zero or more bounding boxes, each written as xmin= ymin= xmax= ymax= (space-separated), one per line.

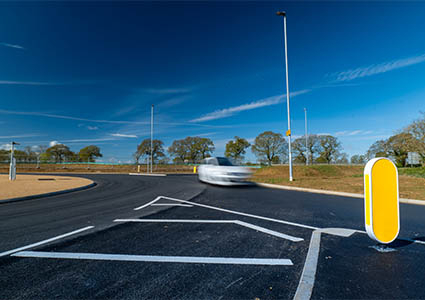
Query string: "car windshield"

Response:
xmin=216 ymin=157 xmax=234 ymax=166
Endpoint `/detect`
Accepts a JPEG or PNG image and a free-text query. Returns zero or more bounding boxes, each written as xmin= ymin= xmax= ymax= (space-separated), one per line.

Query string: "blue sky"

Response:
xmin=1 ymin=1 xmax=425 ymax=163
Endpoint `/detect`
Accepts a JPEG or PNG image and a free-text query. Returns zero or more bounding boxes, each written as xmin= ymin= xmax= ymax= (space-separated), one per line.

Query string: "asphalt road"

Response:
xmin=1 ymin=173 xmax=425 ymax=299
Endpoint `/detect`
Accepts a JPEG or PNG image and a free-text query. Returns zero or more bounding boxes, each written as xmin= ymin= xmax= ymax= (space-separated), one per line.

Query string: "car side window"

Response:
xmin=211 ymin=158 xmax=218 ymax=166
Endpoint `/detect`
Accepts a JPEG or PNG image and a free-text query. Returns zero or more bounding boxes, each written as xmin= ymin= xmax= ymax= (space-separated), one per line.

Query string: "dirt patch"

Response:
xmin=0 ymin=174 xmax=93 ymax=201
xmin=252 ymin=165 xmax=425 ymax=200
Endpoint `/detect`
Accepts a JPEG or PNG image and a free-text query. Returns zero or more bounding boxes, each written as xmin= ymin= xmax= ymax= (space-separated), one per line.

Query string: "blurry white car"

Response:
xmin=197 ymin=157 xmax=253 ymax=186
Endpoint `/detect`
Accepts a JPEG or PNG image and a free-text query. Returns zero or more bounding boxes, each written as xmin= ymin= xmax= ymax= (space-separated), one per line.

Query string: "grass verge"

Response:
xmin=252 ymin=165 xmax=425 ymax=200
xmin=0 ymin=163 xmax=194 ymax=174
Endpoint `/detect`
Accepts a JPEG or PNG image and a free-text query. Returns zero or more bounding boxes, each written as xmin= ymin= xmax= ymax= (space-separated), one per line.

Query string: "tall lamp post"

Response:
xmin=277 ymin=11 xmax=293 ymax=181
xmin=9 ymin=141 xmax=19 ymax=181
xmin=304 ymin=108 xmax=309 ymax=165
xmin=150 ymin=104 xmax=154 ymax=173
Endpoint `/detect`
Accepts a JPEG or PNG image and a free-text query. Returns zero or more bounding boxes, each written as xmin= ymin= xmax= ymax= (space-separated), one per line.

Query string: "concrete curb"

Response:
xmin=256 ymin=182 xmax=425 ymax=206
xmin=0 ymin=182 xmax=97 ymax=205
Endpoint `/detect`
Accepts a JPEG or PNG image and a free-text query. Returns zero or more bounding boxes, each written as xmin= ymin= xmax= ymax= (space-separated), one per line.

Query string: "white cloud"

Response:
xmin=62 ymin=138 xmax=117 ymax=143
xmin=49 ymin=141 xmax=59 ymax=147
xmin=111 ymin=133 xmax=137 ymax=138
xmin=157 ymin=95 xmax=190 ymax=108
xmin=87 ymin=126 xmax=98 ymax=130
xmin=190 ymin=90 xmax=310 ymax=123
xmin=0 ymin=109 xmax=150 ymax=125
xmin=334 ymin=130 xmax=375 ymax=137
xmin=0 ymin=143 xmax=12 ymax=150
xmin=0 ymin=109 xmax=223 ymax=128
xmin=332 ymin=53 xmax=425 ymax=82
xmin=0 ymin=42 xmax=25 ymax=50
xmin=347 ymin=130 xmax=363 ymax=136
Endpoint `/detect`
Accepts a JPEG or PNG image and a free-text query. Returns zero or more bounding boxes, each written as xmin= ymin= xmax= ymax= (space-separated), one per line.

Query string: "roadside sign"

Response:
xmin=364 ymin=158 xmax=399 ymax=244
xmin=286 ymin=129 xmax=291 ymax=136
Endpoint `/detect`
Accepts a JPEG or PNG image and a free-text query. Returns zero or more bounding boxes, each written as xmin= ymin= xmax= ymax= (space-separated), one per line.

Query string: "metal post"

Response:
xmin=150 ymin=104 xmax=154 ymax=173
xmin=9 ymin=141 xmax=19 ymax=181
xmin=304 ymin=108 xmax=309 ymax=165
xmin=277 ymin=11 xmax=293 ymax=181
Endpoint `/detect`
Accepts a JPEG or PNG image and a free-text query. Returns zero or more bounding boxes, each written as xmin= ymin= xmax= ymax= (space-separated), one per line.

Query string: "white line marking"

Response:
xmin=115 ymin=219 xmax=234 ymax=224
xmin=151 ymin=203 xmax=193 ymax=207
xmin=293 ymin=230 xmax=321 ymax=300
xmin=134 ymin=196 xmax=162 ymax=210
xmin=114 ymin=219 xmax=303 ymax=242
xmin=0 ymin=226 xmax=94 ymax=258
xmin=234 ymin=220 xmax=303 ymax=242
xmin=12 ymin=251 xmax=293 ymax=266
xmin=320 ymin=228 xmax=356 ymax=238
xmin=153 ymin=196 xmax=319 ymax=230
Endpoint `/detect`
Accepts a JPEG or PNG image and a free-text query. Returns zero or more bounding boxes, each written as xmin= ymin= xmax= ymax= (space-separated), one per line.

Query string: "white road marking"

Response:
xmin=151 ymin=203 xmax=193 ymax=207
xmin=147 ymin=196 xmax=319 ymax=230
xmin=115 ymin=219 xmax=234 ymax=224
xmin=234 ymin=221 xmax=303 ymax=242
xmin=293 ymin=230 xmax=321 ymax=300
xmin=320 ymin=228 xmax=357 ymax=237
xmin=134 ymin=196 xmax=162 ymax=210
xmin=12 ymin=251 xmax=293 ymax=266
xmin=0 ymin=226 xmax=94 ymax=258
xmin=114 ymin=219 xmax=303 ymax=242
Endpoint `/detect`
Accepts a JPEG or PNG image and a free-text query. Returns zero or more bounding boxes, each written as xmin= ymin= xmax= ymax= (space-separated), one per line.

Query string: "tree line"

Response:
xmin=133 ymin=131 xmax=349 ymax=166
xmin=0 ymin=144 xmax=102 ymax=163
xmin=361 ymin=113 xmax=425 ymax=167
xmin=4 ymin=112 xmax=423 ymax=166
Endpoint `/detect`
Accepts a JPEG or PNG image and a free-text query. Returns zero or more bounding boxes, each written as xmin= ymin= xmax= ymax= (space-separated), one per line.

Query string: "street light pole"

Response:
xmin=150 ymin=104 xmax=154 ymax=173
xmin=277 ymin=11 xmax=293 ymax=181
xmin=9 ymin=141 xmax=19 ymax=181
xmin=304 ymin=108 xmax=309 ymax=165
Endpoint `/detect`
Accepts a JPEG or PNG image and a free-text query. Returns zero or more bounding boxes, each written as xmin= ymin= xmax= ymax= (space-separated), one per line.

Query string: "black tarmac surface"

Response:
xmin=1 ymin=174 xmax=425 ymax=299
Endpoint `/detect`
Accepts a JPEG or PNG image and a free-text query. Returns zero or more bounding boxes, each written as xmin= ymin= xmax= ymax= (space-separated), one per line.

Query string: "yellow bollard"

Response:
xmin=193 ymin=166 xmax=197 ymax=173
xmin=364 ymin=158 xmax=399 ymax=244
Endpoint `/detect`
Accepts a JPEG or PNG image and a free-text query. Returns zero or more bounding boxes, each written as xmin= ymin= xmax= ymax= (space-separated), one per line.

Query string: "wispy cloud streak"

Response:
xmin=190 ymin=90 xmax=310 ymax=122
xmin=0 ymin=134 xmax=43 ymax=139
xmin=0 ymin=80 xmax=98 ymax=86
xmin=332 ymin=53 xmax=425 ymax=82
xmin=0 ymin=109 xmax=227 ymax=128
xmin=111 ymin=133 xmax=137 ymax=138
xmin=0 ymin=42 xmax=25 ymax=50
xmin=0 ymin=81 xmax=57 ymax=86
xmin=0 ymin=109 xmax=151 ymax=125
xmin=145 ymin=88 xmax=191 ymax=94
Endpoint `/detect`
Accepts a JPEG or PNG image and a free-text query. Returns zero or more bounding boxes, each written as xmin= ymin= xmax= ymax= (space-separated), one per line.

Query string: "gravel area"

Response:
xmin=0 ymin=174 xmax=93 ymax=201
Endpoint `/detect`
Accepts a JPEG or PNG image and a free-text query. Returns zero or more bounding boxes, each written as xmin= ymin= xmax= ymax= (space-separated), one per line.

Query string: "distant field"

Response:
xmin=252 ymin=165 xmax=425 ymax=200
xmin=399 ymin=167 xmax=425 ymax=179
xmin=0 ymin=163 xmax=194 ymax=174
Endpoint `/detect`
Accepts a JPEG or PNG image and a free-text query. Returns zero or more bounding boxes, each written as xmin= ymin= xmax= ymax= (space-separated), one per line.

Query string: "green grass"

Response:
xmin=350 ymin=174 xmax=364 ymax=178
xmin=398 ymin=167 xmax=425 ymax=179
